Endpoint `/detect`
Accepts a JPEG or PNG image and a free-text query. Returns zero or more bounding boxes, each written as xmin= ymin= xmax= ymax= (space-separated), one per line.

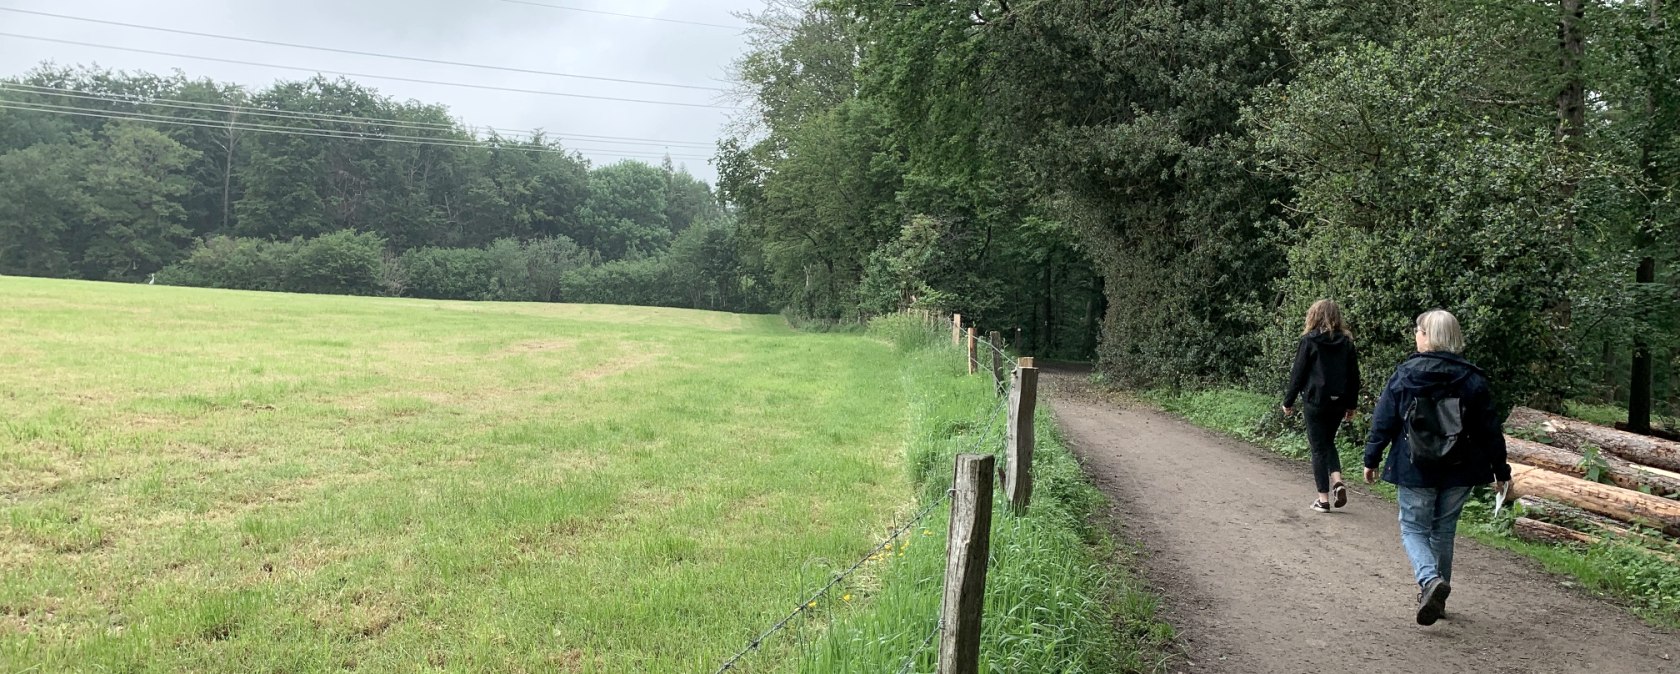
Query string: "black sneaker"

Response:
xmin=1416 ymin=578 xmax=1451 ymax=626
xmin=1332 ymin=483 xmax=1348 ymax=509
xmin=1310 ymin=500 xmax=1330 ymax=513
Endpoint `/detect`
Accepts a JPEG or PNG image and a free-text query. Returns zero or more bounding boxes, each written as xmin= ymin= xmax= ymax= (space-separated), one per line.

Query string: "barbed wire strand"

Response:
xmin=711 ymin=384 xmax=1009 ymax=674
xmin=710 ymin=491 xmax=953 ymax=673
xmin=896 ymin=619 xmax=943 ymax=674
xmin=977 ymin=337 xmax=1017 ymax=369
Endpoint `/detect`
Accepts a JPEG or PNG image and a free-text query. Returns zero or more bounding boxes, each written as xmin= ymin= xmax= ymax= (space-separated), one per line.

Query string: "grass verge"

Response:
xmin=1143 ymin=387 xmax=1680 ymax=628
xmin=790 ymin=315 xmax=1174 ymax=673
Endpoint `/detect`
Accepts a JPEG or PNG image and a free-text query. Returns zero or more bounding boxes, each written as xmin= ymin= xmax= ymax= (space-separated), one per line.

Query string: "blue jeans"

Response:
xmin=1396 ymin=485 xmax=1474 ymax=587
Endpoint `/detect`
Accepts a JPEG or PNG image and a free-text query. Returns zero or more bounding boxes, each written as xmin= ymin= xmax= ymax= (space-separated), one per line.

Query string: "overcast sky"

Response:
xmin=0 ymin=0 xmax=761 ymax=183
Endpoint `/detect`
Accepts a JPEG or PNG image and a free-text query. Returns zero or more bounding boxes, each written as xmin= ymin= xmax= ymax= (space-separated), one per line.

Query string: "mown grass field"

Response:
xmin=0 ymin=277 xmax=913 ymax=672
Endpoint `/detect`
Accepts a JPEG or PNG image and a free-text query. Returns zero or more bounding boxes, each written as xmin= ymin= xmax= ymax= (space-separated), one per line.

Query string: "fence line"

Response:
xmin=711 ymin=312 xmax=1028 ymax=674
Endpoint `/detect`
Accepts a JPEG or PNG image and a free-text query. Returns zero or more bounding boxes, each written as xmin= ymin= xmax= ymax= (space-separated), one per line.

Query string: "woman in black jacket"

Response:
xmin=1283 ymin=299 xmax=1361 ymax=513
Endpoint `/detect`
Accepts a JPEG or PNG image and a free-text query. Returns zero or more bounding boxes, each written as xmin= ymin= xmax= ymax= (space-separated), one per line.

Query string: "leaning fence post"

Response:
xmin=966 ymin=327 xmax=979 ymax=374
xmin=952 ymin=314 xmax=963 ymax=347
xmin=939 ymin=454 xmax=995 ymax=674
xmin=988 ymin=331 xmax=1004 ymax=395
xmin=1006 ymin=358 xmax=1038 ymax=513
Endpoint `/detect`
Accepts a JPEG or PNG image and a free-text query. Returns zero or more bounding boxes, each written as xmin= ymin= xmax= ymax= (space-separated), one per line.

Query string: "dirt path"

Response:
xmin=1043 ymin=370 xmax=1679 ymax=674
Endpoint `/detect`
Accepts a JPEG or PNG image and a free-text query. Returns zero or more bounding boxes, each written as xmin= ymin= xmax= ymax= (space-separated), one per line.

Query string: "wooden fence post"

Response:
xmin=938 ymin=454 xmax=995 ymax=674
xmin=1006 ymin=358 xmax=1039 ymax=513
xmin=952 ymin=314 xmax=963 ymax=347
xmin=967 ymin=327 xmax=979 ymax=374
xmin=988 ymin=331 xmax=1004 ymax=395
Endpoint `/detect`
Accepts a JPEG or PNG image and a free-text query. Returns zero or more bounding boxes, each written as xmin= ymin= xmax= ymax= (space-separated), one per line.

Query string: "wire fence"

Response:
xmin=710 ymin=316 xmax=1020 ymax=674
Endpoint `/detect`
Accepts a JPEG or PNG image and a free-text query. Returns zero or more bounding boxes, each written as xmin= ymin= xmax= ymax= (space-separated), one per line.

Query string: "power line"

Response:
xmin=0 ymin=8 xmax=728 ymax=93
xmin=0 ymin=101 xmax=713 ymax=160
xmin=0 ymin=83 xmax=718 ymax=149
xmin=495 ymin=0 xmax=746 ymax=31
xmin=0 ymin=33 xmax=740 ymax=110
xmin=1 ymin=98 xmax=711 ymax=158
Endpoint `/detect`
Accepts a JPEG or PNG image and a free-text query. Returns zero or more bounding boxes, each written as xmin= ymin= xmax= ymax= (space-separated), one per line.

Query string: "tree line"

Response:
xmin=717 ymin=0 xmax=1678 ymax=427
xmin=0 ymin=66 xmax=770 ymax=313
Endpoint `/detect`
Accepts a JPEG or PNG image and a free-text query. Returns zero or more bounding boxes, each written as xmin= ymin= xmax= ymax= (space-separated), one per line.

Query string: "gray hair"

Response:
xmin=1416 ymin=309 xmax=1465 ymax=353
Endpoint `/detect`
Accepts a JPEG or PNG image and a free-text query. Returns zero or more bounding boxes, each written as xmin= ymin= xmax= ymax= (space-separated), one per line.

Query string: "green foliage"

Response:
xmin=398 ymin=246 xmax=499 ymax=300
xmin=720 ymin=2 xmax=1110 ymax=356
xmin=1250 ymin=32 xmax=1574 ymax=409
xmin=560 ymin=258 xmax=678 ymax=308
xmin=153 ymin=236 xmax=297 ymax=291
xmin=0 ymin=122 xmax=199 ymax=281
xmin=574 ymin=161 xmax=673 ymax=259
xmin=1580 ymin=445 xmax=1612 ymax=485
xmin=286 ymin=230 xmax=387 ymax=296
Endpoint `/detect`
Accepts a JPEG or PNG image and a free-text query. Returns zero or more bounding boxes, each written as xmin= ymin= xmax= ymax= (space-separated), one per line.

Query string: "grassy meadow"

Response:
xmin=0 ymin=277 xmax=913 ymax=672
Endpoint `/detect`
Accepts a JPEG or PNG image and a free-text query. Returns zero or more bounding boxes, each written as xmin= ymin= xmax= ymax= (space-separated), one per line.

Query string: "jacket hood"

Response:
xmin=1396 ymin=351 xmax=1482 ymax=395
xmin=1306 ymin=330 xmax=1351 ymax=347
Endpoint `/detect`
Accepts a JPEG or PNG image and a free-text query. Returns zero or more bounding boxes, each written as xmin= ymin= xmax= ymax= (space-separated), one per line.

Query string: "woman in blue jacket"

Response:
xmin=1363 ymin=309 xmax=1511 ymax=626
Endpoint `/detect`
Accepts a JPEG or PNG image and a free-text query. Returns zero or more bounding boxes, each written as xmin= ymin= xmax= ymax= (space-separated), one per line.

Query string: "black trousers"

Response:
xmin=1303 ymin=403 xmax=1345 ymax=494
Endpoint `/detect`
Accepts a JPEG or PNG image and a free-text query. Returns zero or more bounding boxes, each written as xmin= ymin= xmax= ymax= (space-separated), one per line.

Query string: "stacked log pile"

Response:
xmin=1503 ymin=408 xmax=1680 ymax=554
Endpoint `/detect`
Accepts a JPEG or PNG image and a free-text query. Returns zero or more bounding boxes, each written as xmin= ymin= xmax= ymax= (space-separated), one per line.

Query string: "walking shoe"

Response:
xmin=1332 ymin=482 xmax=1348 ymax=509
xmin=1416 ymin=577 xmax=1451 ymax=626
xmin=1310 ymin=500 xmax=1331 ymax=513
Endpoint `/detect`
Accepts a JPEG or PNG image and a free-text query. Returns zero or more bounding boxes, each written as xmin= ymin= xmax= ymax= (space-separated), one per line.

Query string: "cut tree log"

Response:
xmin=1508 ymin=462 xmax=1680 ymax=537
xmin=1505 ymin=436 xmax=1680 ymax=498
xmin=1513 ymin=517 xmax=1598 ymax=546
xmin=1508 ymin=407 xmax=1680 ymax=474
xmin=1519 ymin=497 xmax=1680 ymax=553
xmin=1512 ymin=517 xmax=1680 ymax=563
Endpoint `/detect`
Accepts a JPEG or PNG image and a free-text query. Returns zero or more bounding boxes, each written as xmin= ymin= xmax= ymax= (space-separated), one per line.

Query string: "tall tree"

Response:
xmin=78 ymin=123 xmax=200 ymax=280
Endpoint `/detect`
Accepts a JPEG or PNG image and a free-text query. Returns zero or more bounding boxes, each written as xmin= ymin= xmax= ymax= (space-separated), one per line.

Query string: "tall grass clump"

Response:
xmin=797 ymin=325 xmax=1174 ymax=673
xmin=867 ymin=312 xmax=947 ymax=353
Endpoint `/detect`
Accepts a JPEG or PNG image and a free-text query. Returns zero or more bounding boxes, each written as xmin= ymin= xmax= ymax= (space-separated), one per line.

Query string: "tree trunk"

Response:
xmin=1630 ymin=0 xmax=1665 ymax=435
xmin=1509 ymin=462 xmax=1680 ymax=536
xmin=1508 ymin=407 xmax=1680 ymax=473
xmin=1520 ymin=496 xmax=1680 ymax=552
xmin=1533 ymin=0 xmax=1588 ymax=412
xmin=1602 ymin=339 xmax=1618 ymax=399
xmin=1513 ymin=517 xmax=1599 ymax=546
xmin=219 ymin=109 xmax=240 ymax=232
xmin=1630 ymin=255 xmax=1657 ymax=434
xmin=1040 ymin=250 xmax=1055 ymax=355
xmin=1506 ymin=436 xmax=1680 ymax=496
xmin=1083 ymin=275 xmax=1103 ymax=360
xmin=1557 ymin=0 xmax=1587 ymax=147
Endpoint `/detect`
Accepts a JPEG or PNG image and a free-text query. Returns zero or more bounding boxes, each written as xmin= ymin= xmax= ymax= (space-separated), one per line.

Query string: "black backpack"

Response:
xmin=1406 ymin=394 xmax=1466 ymax=471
